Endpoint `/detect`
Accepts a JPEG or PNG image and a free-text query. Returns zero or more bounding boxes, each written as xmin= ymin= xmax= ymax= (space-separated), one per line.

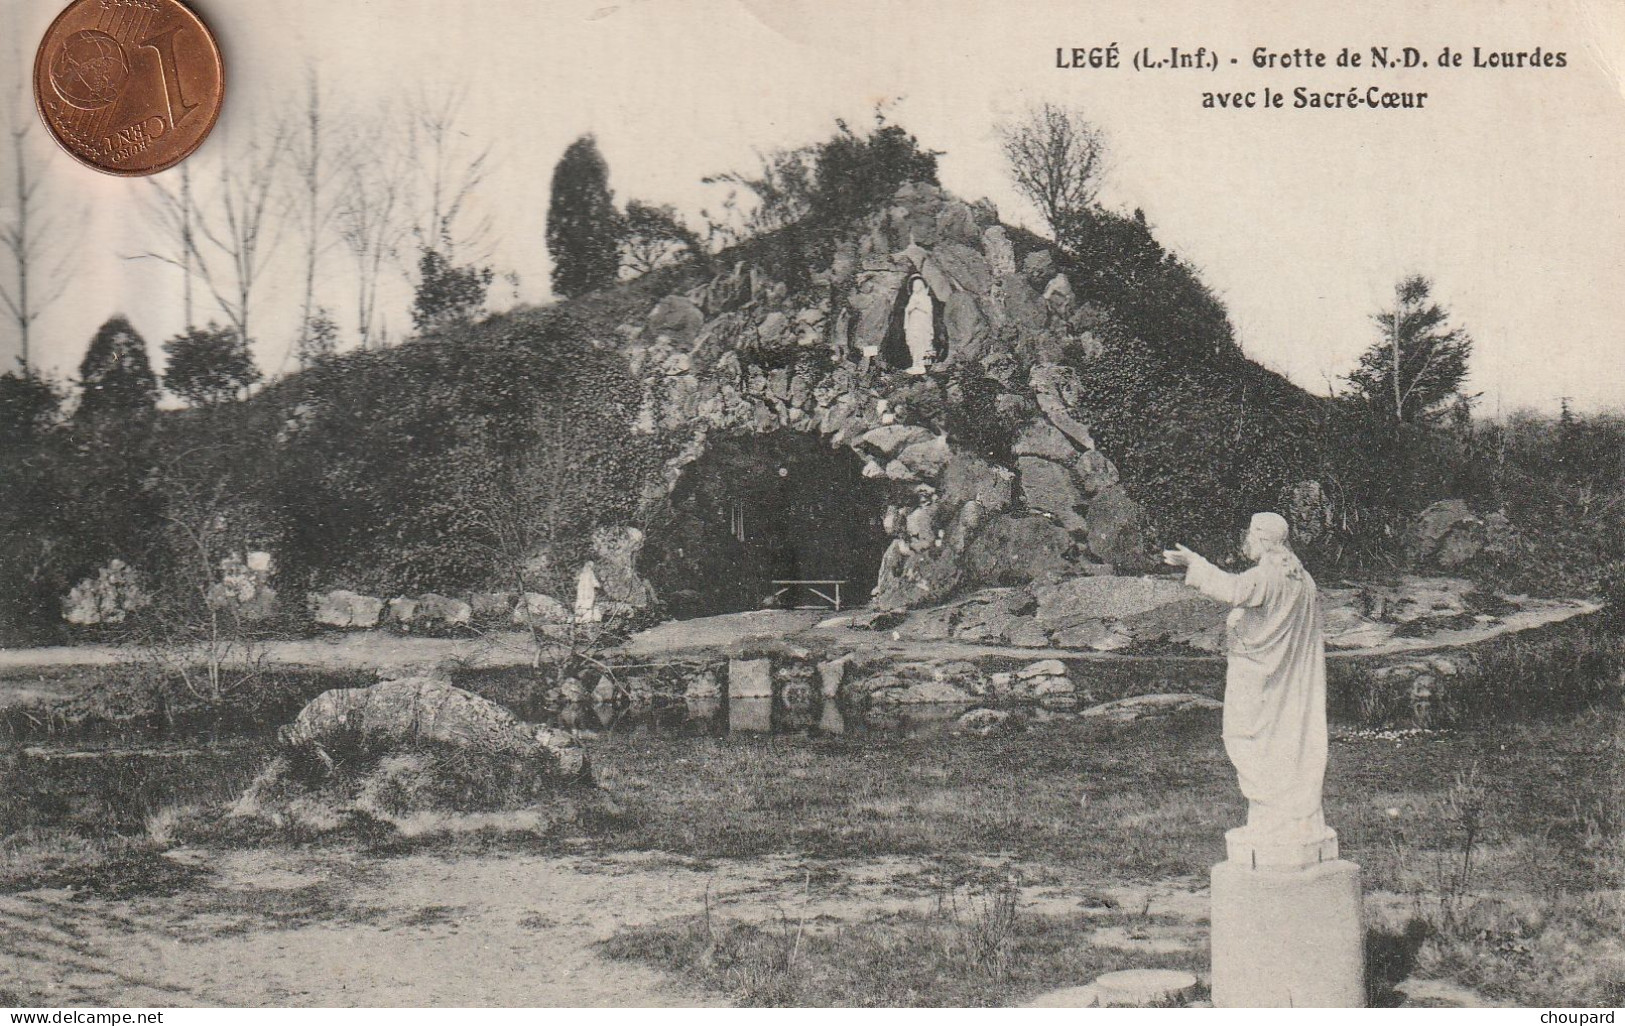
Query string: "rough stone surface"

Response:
xmin=935 ymin=590 xmax=1037 ymax=643
xmin=203 ymin=554 xmax=278 ymax=623
xmin=1119 ymin=597 xmax=1227 ymax=650
xmin=728 ymin=658 xmax=774 ymax=700
xmin=1007 ymin=621 xmax=1052 ymax=647
xmin=942 ymin=290 xmax=988 ymax=357
xmin=1073 ymin=450 xmax=1120 ymax=496
xmin=869 ymin=678 xmax=977 ymax=705
xmin=311 ymin=590 xmax=385 ymax=629
xmin=931 ymin=242 xmax=992 ymax=294
xmin=63 ymin=560 xmax=153 ymax=626
xmin=954 ymin=707 xmax=1015 ymax=737
xmin=275 ymin=678 xmax=587 ymax=780
xmin=940 ymin=454 xmax=1015 ymax=512
xmin=982 ymin=225 xmax=1018 ymax=279
xmin=960 ymin=516 xmax=1077 ymax=587
xmin=1022 ymin=250 xmax=1055 ymax=284
xmin=513 ymin=592 xmax=570 ymax=625
xmin=1051 ymin=620 xmax=1128 ymax=650
xmin=935 ymin=201 xmax=980 ymax=245
xmin=233 ymin=683 xmax=591 ymax=832
xmin=388 ymin=597 xmax=419 ymax=624
xmin=897 ymin=435 xmax=953 ymax=477
xmin=631 ymin=180 xmax=1133 ymax=613
xmin=468 ymin=592 xmax=516 ymax=620
xmin=1320 ymin=601 xmax=1397 ymax=649
xmin=592 ymin=526 xmax=656 ymax=611
xmin=1034 ymin=575 xmax=1191 ymax=630
xmin=1012 ymin=420 xmax=1080 ymax=462
xmin=1017 ymin=457 xmax=1088 ymax=532
xmin=1042 ymin=274 xmax=1076 ymax=315
xmin=998 ymin=276 xmax=1049 ymax=332
xmin=1408 ymin=499 xmax=1521 ymax=568
xmin=415 ymin=593 xmax=473 ymax=627
xmin=850 ymin=270 xmax=907 ymax=353
xmin=859 ymin=424 xmax=933 ymax=456
xmin=1084 ymin=486 xmax=1148 ymax=567
xmin=1081 ymin=693 xmax=1223 ymax=721
xmin=1029 ymin=363 xmax=1096 ymax=450
xmin=1018 ymin=658 xmax=1067 ymax=679
xmin=646 ymin=294 xmax=706 ymax=345
xmin=1354 ymin=575 xmax=1480 ymax=626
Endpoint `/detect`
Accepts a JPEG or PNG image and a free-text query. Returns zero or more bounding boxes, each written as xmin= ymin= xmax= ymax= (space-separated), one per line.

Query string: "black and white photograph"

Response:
xmin=1 ymin=0 xmax=1622 ymax=1010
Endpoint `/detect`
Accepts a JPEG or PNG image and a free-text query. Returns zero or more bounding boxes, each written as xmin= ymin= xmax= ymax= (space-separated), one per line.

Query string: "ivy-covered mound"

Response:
xmin=187 ymin=313 xmax=670 ymax=604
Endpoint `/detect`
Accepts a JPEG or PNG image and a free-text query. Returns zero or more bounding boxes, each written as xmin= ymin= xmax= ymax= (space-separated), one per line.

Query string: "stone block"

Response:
xmin=728 ymin=658 xmax=774 ymax=700
xmin=1094 ymin=969 xmax=1199 ymax=1007
xmin=1210 ymin=858 xmax=1364 ymax=1008
xmin=817 ymin=656 xmax=852 ymax=699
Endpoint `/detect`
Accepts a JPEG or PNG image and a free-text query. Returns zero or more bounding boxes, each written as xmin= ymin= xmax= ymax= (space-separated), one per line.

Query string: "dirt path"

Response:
xmin=0 ymin=848 xmax=1036 ymax=1007
xmin=0 ymin=844 xmax=1490 ymax=1007
xmin=0 ymin=598 xmax=1595 ymax=678
xmin=1 ymin=849 xmax=734 ymax=1007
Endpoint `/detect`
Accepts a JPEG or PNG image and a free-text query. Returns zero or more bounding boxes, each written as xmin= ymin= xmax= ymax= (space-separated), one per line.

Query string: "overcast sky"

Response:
xmin=4 ymin=0 xmax=1623 ymax=413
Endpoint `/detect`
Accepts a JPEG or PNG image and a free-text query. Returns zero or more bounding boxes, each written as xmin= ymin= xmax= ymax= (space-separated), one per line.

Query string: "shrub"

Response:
xmin=250 ymin=310 xmax=666 ymax=597
xmin=161 ymin=322 xmax=262 ymax=406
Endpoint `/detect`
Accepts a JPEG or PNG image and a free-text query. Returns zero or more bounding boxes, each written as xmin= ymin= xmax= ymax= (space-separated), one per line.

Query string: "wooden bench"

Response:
xmin=770 ymin=579 xmax=848 ymax=611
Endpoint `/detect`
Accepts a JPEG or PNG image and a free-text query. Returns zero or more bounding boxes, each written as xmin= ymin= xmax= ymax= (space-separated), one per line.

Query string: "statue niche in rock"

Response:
xmin=877 ymin=273 xmax=947 ymax=375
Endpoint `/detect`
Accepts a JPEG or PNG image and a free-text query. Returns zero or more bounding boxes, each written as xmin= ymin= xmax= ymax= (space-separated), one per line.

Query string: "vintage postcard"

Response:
xmin=1 ymin=0 xmax=1622 ymax=1011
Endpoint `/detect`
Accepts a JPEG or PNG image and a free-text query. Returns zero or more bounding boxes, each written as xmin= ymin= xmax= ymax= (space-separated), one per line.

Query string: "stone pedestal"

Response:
xmin=1210 ymin=855 xmax=1365 ymax=1007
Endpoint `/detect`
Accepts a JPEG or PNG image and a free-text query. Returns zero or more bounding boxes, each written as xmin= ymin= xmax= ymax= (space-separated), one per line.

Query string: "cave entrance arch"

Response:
xmin=644 ymin=432 xmax=894 ymax=620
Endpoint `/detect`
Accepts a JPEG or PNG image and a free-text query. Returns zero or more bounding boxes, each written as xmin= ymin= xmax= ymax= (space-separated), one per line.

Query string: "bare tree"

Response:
xmin=335 ymin=115 xmax=409 ymax=350
xmin=195 ymin=123 xmax=288 ymax=354
xmin=132 ymin=162 xmax=198 ymax=329
xmin=284 ymin=68 xmax=345 ymax=372
xmin=998 ymin=103 xmax=1108 ymax=235
xmin=135 ymin=119 xmax=289 ymax=356
xmin=0 ymin=81 xmax=74 ymax=374
xmin=404 ymin=86 xmax=494 ymax=264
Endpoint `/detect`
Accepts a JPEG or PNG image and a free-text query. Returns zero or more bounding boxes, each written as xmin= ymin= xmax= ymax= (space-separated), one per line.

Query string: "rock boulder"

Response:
xmin=1408 ymin=500 xmax=1520 ymax=568
xmin=1034 ymin=575 xmax=1191 ymax=631
xmin=62 ymin=560 xmax=152 ymax=626
xmin=961 ymin=515 xmax=1078 ymax=587
xmin=234 ymin=681 xmax=591 ymax=832
xmin=1084 ymin=486 xmax=1148 ymax=568
xmin=275 ymin=678 xmax=583 ymax=775
xmin=1018 ymin=457 xmax=1088 ymax=532
xmin=311 ymin=590 xmax=385 ymax=629
xmin=940 ymin=454 xmax=1015 ymax=512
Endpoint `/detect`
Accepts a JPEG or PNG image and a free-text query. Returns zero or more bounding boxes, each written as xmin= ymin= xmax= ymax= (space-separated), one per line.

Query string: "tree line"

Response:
xmin=3 ymin=94 xmax=1617 ymax=644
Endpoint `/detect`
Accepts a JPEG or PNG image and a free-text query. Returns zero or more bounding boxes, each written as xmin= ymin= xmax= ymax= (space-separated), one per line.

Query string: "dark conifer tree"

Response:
xmin=76 ymin=315 xmax=158 ymax=426
xmin=546 ymin=134 xmax=624 ymax=298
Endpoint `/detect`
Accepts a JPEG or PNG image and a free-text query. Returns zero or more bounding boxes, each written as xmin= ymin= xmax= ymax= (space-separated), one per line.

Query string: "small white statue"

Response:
xmin=574 ymin=560 xmax=602 ymax=624
xmin=903 ymin=276 xmax=934 ymax=375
